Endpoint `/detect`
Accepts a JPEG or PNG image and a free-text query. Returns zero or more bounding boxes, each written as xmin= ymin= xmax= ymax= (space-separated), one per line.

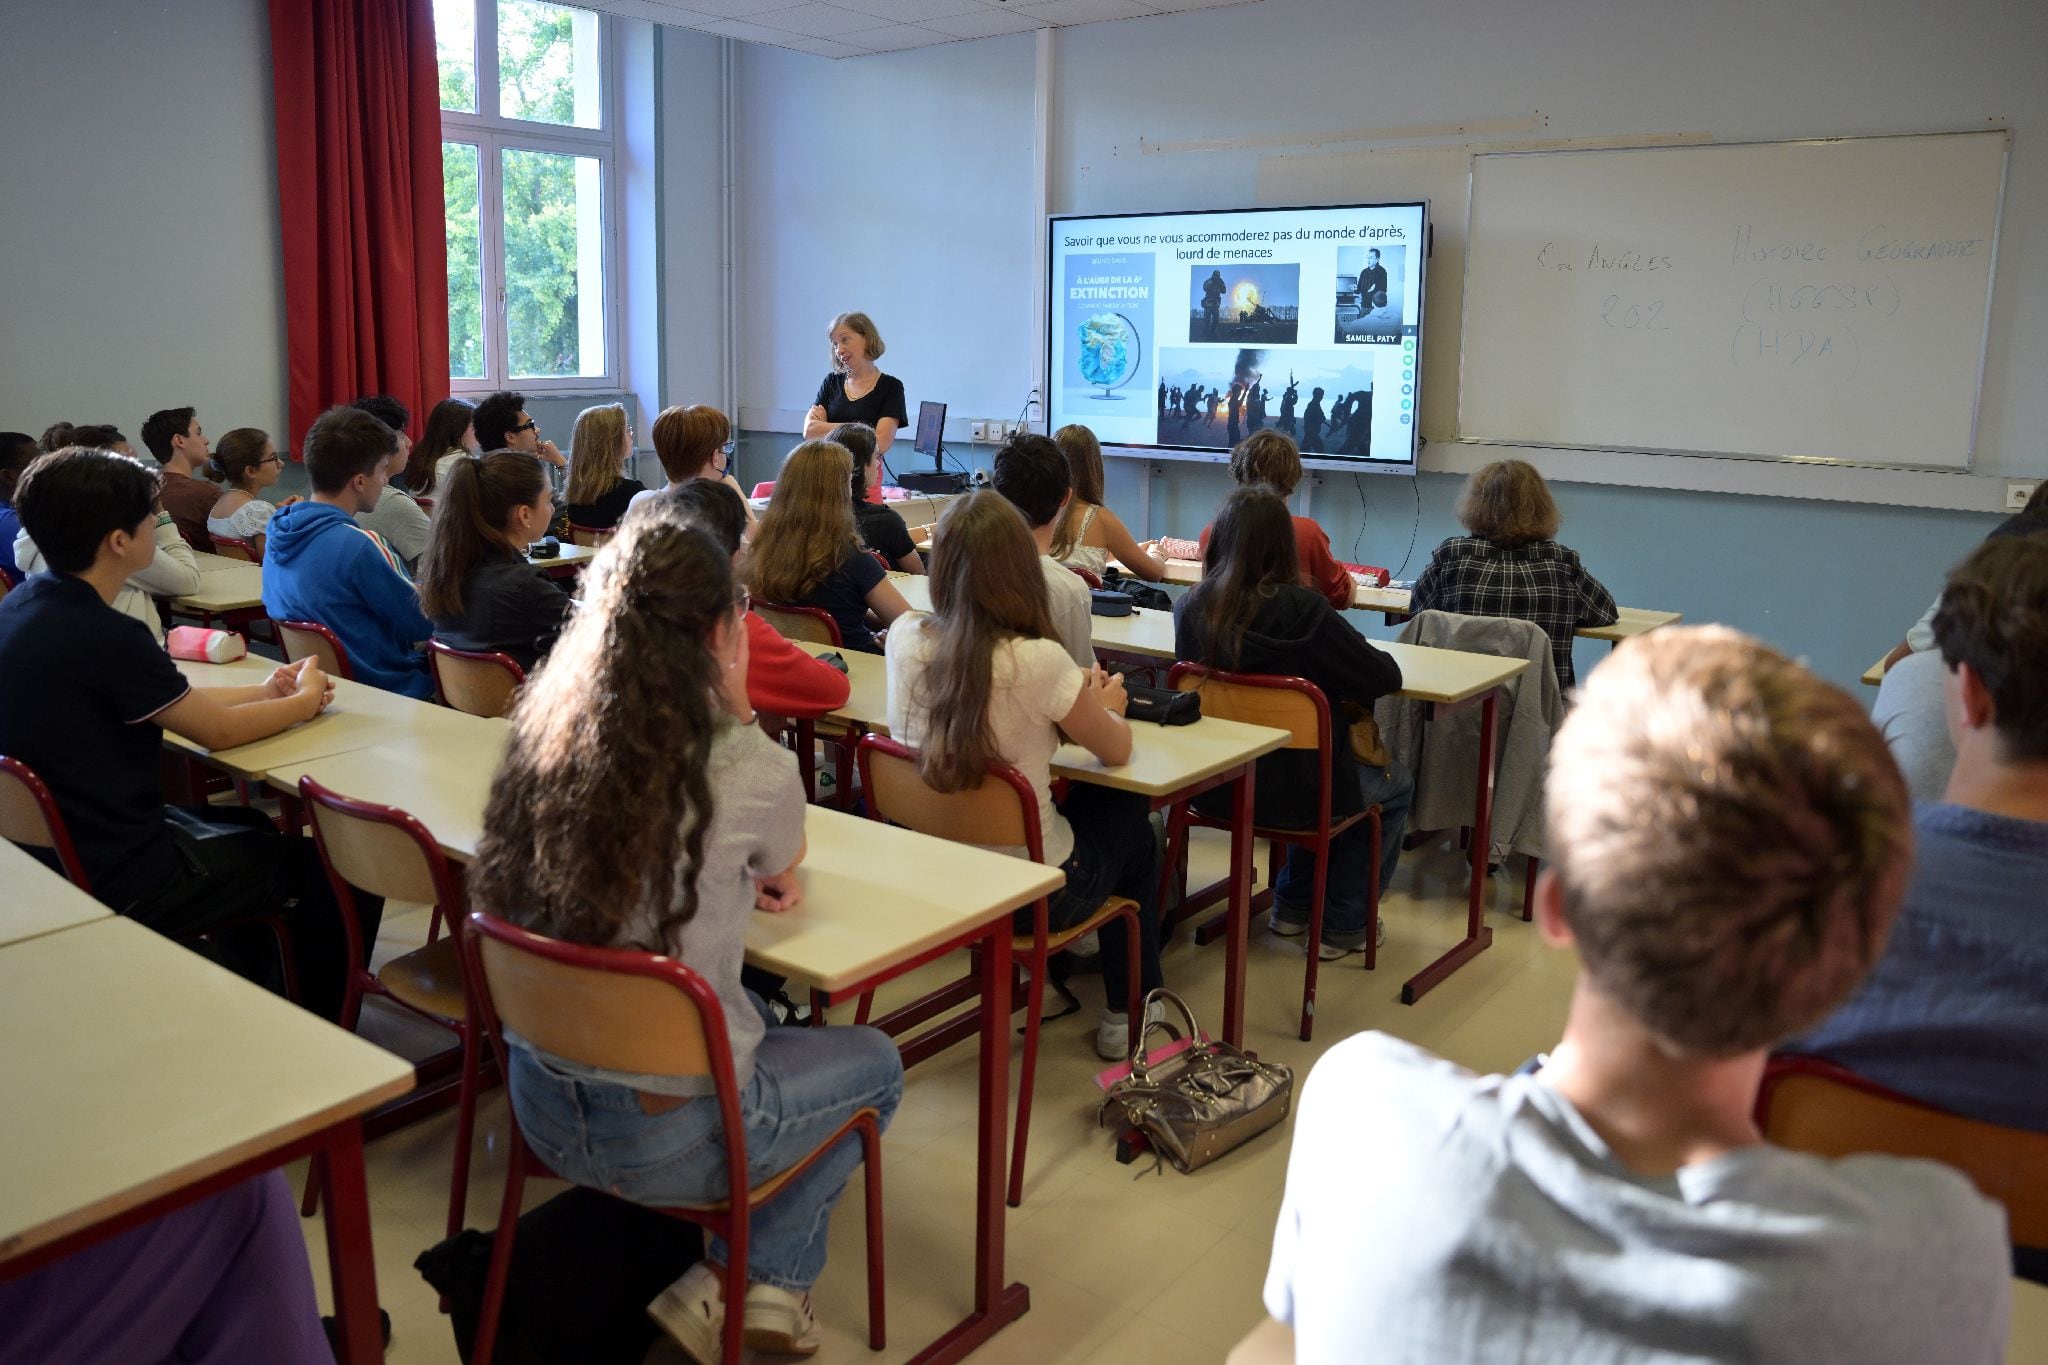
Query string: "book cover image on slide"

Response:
xmin=1062 ymin=253 xmax=1154 ymax=413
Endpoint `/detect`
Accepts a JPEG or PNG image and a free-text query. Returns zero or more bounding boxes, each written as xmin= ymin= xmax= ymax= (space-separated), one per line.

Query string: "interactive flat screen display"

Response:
xmin=1047 ymin=202 xmax=1426 ymax=472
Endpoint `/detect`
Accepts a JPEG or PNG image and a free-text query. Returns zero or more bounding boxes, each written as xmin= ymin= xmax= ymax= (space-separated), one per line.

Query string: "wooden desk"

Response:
xmin=0 ymin=916 xmax=414 ymax=1363
xmin=171 ymin=552 xmax=267 ymax=623
xmin=891 ymin=574 xmax=1180 ymax=660
xmin=530 ymin=541 xmax=594 ymax=580
xmin=0 ymin=840 xmax=110 ymax=948
xmin=266 ymin=729 xmax=510 ymax=862
xmin=1863 ymin=656 xmax=1887 ymax=687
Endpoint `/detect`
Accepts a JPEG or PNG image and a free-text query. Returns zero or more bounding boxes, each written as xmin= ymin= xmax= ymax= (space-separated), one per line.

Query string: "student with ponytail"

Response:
xmin=471 ymin=503 xmax=901 ymax=1361
xmin=204 ymin=428 xmax=295 ymax=556
xmin=416 ymin=452 xmax=570 ymax=671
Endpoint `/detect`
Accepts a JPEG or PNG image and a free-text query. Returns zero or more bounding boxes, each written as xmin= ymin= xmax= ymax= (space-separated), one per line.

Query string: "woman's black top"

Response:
xmin=814 ymin=372 xmax=908 ymax=433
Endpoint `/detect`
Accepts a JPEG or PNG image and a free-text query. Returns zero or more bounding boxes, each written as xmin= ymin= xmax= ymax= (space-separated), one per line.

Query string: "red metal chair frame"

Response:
xmin=425 ymin=639 xmax=528 ymax=716
xmin=1160 ymin=664 xmax=1380 ymax=1042
xmin=209 ymin=533 xmax=261 ymax=563
xmin=756 ymin=602 xmax=857 ymax=809
xmin=458 ymin=910 xmax=886 ymax=1365
xmin=1068 ymin=564 xmax=1103 ymax=590
xmin=854 ymin=733 xmax=1141 ymax=1207
xmin=299 ymin=777 xmax=482 ymax=1238
xmin=276 ymin=618 xmax=356 ymax=680
xmin=565 ymin=521 xmax=614 ymax=548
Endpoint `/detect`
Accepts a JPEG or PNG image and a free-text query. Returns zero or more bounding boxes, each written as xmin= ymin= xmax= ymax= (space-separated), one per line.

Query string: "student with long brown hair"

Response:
xmin=416 ymin=451 xmax=569 ymax=671
xmin=203 ymin=427 xmax=294 ymax=556
xmin=1411 ymin=458 xmax=1616 ymax=690
xmin=1197 ymin=429 xmax=1355 ymax=609
xmin=886 ymin=490 xmax=1166 ymax=1059
xmin=748 ymin=440 xmax=911 ymax=653
xmin=1050 ymin=423 xmax=1165 ymax=581
xmin=1178 ymin=486 xmax=1411 ymax=958
xmin=832 ymin=422 xmax=923 ymax=573
xmin=470 ymin=504 xmax=902 ymax=1361
xmin=561 ymin=401 xmax=645 ymax=530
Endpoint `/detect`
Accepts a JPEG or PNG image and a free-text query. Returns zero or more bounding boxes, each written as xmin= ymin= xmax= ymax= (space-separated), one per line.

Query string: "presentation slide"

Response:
xmin=1047 ymin=202 xmax=1426 ymax=470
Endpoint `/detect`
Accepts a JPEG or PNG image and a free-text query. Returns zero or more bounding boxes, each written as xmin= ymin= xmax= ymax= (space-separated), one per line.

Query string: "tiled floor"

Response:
xmin=294 ymin=829 xmax=2048 ymax=1364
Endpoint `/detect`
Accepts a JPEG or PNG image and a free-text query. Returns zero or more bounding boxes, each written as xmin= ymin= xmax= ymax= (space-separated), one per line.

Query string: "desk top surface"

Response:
xmin=0 ymin=916 xmax=414 ymax=1264
xmin=0 ymin=840 xmax=111 ymax=948
xmin=173 ymin=553 xmax=266 ymax=611
xmin=1863 ymin=656 xmax=1887 ymax=687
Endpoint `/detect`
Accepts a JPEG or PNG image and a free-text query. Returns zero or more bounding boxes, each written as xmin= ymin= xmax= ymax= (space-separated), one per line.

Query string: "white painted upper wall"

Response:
xmin=0 ymin=0 xmax=287 ymax=443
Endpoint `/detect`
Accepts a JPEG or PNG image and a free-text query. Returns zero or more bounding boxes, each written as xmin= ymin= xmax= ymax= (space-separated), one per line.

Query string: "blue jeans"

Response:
xmin=1273 ymin=759 xmax=1414 ymax=943
xmin=507 ymin=993 xmax=902 ymax=1291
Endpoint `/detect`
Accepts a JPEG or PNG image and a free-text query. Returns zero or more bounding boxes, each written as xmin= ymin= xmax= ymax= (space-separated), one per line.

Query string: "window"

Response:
xmin=437 ymin=0 xmax=615 ymax=391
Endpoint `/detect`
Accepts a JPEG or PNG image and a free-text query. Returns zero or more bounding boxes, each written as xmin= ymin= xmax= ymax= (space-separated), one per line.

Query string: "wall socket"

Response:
xmin=969 ymin=419 xmax=990 ymax=441
xmin=2007 ymin=479 xmax=2041 ymax=511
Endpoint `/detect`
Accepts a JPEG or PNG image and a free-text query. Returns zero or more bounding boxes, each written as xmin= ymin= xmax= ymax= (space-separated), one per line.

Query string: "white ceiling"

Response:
xmin=580 ymin=0 xmax=1256 ymax=58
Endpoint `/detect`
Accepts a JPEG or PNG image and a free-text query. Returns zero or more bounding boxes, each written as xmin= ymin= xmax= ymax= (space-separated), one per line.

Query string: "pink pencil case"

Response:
xmin=165 ymin=626 xmax=247 ymax=663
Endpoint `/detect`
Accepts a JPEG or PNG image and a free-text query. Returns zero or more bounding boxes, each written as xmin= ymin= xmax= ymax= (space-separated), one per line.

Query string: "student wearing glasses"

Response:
xmin=474 ymin=390 xmax=570 ymax=494
xmin=628 ymin=404 xmax=757 ymax=531
xmin=204 ymin=428 xmax=296 ymax=558
xmin=560 ymin=402 xmax=645 ymax=531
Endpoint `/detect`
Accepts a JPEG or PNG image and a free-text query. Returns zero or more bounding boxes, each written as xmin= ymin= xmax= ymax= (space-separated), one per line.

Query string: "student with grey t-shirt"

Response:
xmin=1870 ymin=647 xmax=1957 ymax=802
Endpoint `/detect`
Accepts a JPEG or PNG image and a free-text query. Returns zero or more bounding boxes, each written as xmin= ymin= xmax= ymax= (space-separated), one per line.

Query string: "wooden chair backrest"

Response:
xmin=860 ymin=742 xmax=1032 ymax=851
xmin=1172 ymin=670 xmax=1323 ymax=751
xmin=277 ymin=620 xmax=348 ymax=678
xmin=212 ymin=536 xmax=259 ymax=563
xmin=305 ymin=797 xmax=446 ymax=905
xmin=476 ymin=932 xmax=715 ymax=1078
xmin=429 ymin=643 xmax=524 ymax=718
xmin=757 ymin=602 xmax=841 ymax=647
xmin=566 ymin=523 xmax=614 ymax=549
xmin=1760 ymin=1058 xmax=2048 ymax=1247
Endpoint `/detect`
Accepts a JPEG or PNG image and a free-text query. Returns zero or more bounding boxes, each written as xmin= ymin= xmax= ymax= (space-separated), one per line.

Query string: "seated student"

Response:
xmin=351 ymin=395 xmax=431 ymax=569
xmin=1410 ymin=458 xmax=1617 ymax=691
xmin=989 ymin=434 xmax=1095 ymax=669
xmin=0 ymin=430 xmax=37 ymax=584
xmin=1798 ymin=535 xmax=2048 ymax=1133
xmin=1197 ymin=431 xmax=1354 ymax=610
xmin=15 ymin=444 xmax=199 ymax=643
xmin=203 ymin=427 xmax=293 ymax=557
xmin=667 ymin=478 xmax=852 ymax=720
xmin=139 ymin=405 xmax=217 ymax=551
xmin=1880 ymin=480 xmax=2048 ymax=672
xmin=0 ymin=1172 xmax=333 ymax=1365
xmin=417 ymin=451 xmax=570 ymax=673
xmin=748 ymin=440 xmax=911 ymax=654
xmin=67 ymin=422 xmax=136 ymax=456
xmin=473 ymin=389 xmax=569 ymax=493
xmin=627 ymin=403 xmax=756 ymax=528
xmin=1868 ymin=646 xmax=1958 ymax=804
xmin=0 ymin=447 xmax=375 ymax=1018
xmin=1050 ymin=423 xmax=1166 ymax=581
xmin=560 ymin=402 xmax=646 ymax=530
xmin=1176 ymin=487 xmax=1411 ymax=958
xmin=404 ymin=396 xmax=477 ymax=499
xmin=1264 ymin=626 xmax=2010 ymax=1363
xmin=832 ymin=422 xmax=923 ymax=574
xmin=887 ymin=491 xmax=1166 ymax=1059
xmin=470 ymin=504 xmax=902 ymax=1361
xmin=263 ymin=406 xmax=436 ymax=699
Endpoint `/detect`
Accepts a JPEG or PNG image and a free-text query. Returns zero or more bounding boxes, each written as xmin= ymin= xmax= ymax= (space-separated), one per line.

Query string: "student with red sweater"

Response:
xmin=666 ymin=479 xmax=852 ymax=719
xmin=1197 ymin=430 xmax=1354 ymax=610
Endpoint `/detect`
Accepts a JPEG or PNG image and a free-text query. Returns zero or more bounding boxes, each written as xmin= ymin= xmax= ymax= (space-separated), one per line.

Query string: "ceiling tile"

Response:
xmin=773 ymin=33 xmax=876 ymax=55
xmin=833 ymin=0 xmax=982 ymax=21
xmin=917 ymin=6 xmax=1044 ymax=37
xmin=845 ymin=21 xmax=956 ymax=49
xmin=740 ymin=1 xmax=891 ymax=35
xmin=1012 ymin=0 xmax=1156 ymax=22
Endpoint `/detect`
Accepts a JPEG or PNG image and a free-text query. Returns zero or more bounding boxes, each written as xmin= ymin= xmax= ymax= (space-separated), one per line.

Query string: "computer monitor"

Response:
xmin=913 ymin=400 xmax=947 ymax=471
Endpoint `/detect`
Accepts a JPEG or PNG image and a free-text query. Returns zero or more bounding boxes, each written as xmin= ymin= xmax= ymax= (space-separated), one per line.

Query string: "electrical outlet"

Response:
xmin=2008 ymin=479 xmax=2041 ymax=511
xmin=969 ymin=419 xmax=990 ymax=441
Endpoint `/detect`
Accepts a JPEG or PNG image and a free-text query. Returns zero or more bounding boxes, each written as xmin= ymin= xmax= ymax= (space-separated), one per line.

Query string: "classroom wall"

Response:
xmin=724 ymin=0 xmax=2046 ymax=688
xmin=0 ymin=0 xmax=288 ymax=442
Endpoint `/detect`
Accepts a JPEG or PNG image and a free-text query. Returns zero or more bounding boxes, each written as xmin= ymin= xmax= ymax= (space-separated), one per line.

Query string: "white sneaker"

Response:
xmin=744 ymin=1281 xmax=824 ymax=1356
xmin=1061 ymin=929 xmax=1102 ymax=964
xmin=1095 ymin=1001 xmax=1167 ymax=1061
xmin=647 ymin=1263 xmax=724 ymax=1365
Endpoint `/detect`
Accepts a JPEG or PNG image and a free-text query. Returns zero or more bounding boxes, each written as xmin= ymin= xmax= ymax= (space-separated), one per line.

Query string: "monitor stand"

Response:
xmin=895 ymin=440 xmax=968 ymax=494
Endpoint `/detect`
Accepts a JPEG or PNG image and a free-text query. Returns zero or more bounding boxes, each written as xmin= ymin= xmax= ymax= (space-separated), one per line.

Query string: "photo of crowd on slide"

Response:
xmin=1334 ymin=244 xmax=1406 ymax=342
xmin=1155 ymin=348 xmax=1376 ymax=455
xmin=1187 ymin=263 xmax=1300 ymax=344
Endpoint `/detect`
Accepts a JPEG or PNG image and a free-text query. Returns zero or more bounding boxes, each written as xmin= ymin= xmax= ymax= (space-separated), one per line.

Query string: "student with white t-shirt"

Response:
xmin=989 ymin=433 xmax=1095 ymax=670
xmin=1265 ymin=626 xmax=2010 ymax=1364
xmin=886 ymin=491 xmax=1164 ymax=1060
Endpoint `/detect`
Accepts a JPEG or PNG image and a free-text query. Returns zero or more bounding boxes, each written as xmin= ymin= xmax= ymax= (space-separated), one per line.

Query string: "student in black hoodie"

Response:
xmin=417 ymin=451 xmax=570 ymax=672
xmin=1175 ymin=486 xmax=1414 ymax=957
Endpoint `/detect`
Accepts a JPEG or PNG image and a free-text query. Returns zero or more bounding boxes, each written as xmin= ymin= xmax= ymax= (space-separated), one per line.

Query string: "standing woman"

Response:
xmin=832 ymin=423 xmax=923 ymax=574
xmin=416 ymin=451 xmax=571 ymax=672
xmin=204 ymin=428 xmax=295 ymax=557
xmin=802 ymin=313 xmax=908 ymax=482
xmin=1049 ymin=423 xmax=1165 ymax=581
xmin=469 ymin=507 xmax=901 ymax=1360
xmin=561 ymin=402 xmax=645 ymax=531
xmin=748 ymin=440 xmax=911 ymax=653
xmin=410 ymin=397 xmax=478 ymax=498
xmin=1410 ymin=458 xmax=1616 ymax=691
xmin=887 ymin=491 xmax=1166 ymax=1060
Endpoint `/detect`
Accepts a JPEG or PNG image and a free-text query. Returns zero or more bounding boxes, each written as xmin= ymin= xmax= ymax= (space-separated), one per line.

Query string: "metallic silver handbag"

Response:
xmin=1096 ymin=988 xmax=1294 ymax=1173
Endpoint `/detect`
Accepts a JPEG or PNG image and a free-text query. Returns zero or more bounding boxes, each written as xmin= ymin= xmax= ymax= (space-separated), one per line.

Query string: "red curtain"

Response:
xmin=269 ymin=0 xmax=449 ymax=454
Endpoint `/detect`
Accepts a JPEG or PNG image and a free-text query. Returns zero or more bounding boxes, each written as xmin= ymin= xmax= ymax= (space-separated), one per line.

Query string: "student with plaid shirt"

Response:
xmin=1410 ymin=460 xmax=1616 ymax=690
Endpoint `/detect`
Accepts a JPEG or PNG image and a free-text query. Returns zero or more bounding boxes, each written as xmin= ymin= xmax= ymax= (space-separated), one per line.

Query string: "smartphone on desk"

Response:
xmin=816 ymin=651 xmax=849 ymax=674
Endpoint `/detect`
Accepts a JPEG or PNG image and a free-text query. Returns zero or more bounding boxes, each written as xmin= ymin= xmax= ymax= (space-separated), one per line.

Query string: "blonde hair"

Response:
xmin=1050 ymin=423 xmax=1105 ymax=560
xmin=828 ymin=312 xmax=886 ymax=369
xmin=565 ymin=403 xmax=629 ymax=506
xmin=747 ymin=440 xmax=861 ymax=603
xmin=1228 ymin=430 xmax=1302 ymax=497
xmin=1546 ymin=626 xmax=1912 ymax=1057
xmin=1456 ymin=459 xmax=1560 ymax=547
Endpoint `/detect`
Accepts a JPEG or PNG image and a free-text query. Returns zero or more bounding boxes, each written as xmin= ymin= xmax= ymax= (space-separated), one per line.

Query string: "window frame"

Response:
xmin=439 ymin=0 xmax=622 ymax=395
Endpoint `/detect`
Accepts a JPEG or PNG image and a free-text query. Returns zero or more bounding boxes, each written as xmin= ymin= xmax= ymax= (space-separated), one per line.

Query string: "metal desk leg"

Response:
xmin=1222 ymin=761 xmax=1254 ymax=1049
xmin=320 ymin=1118 xmax=384 ymax=1365
xmin=1401 ymin=690 xmax=1499 ymax=1004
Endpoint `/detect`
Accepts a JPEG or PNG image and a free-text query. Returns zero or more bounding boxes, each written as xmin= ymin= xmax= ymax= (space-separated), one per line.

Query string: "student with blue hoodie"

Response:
xmin=262 ymin=406 xmax=435 ymax=698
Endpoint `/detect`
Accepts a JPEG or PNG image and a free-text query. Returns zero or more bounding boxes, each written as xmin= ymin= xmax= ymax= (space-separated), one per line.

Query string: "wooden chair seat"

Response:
xmin=664 ymin=1106 xmax=885 ymax=1214
xmin=378 ymin=937 xmax=469 ymax=1023
xmin=1021 ymin=895 xmax=1139 ymax=956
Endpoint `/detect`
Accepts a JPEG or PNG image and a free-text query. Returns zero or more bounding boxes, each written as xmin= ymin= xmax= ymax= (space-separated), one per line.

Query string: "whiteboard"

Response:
xmin=1456 ymin=132 xmax=2007 ymax=470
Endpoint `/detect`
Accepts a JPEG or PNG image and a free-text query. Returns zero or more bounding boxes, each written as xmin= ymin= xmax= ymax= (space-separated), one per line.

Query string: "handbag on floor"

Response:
xmin=1097 ymin=988 xmax=1293 ymax=1173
